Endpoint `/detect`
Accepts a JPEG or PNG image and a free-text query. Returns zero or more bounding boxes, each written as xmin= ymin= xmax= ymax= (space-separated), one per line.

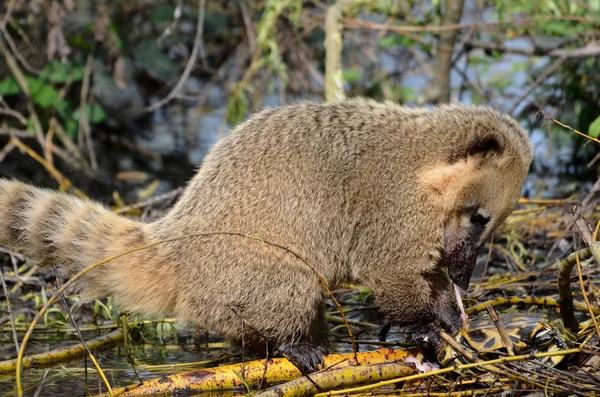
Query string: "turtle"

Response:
xmin=438 ymin=312 xmax=574 ymax=368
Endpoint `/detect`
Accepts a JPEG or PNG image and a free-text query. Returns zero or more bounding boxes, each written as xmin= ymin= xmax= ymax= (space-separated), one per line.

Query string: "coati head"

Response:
xmin=419 ymin=107 xmax=533 ymax=290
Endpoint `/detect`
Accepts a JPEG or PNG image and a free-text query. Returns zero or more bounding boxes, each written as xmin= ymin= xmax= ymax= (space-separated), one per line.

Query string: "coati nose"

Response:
xmin=451 ymin=272 xmax=470 ymax=291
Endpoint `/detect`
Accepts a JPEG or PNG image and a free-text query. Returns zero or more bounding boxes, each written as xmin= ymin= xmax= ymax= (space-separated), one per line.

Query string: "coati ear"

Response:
xmin=467 ymin=133 xmax=504 ymax=160
xmin=419 ymin=133 xmax=504 ymax=209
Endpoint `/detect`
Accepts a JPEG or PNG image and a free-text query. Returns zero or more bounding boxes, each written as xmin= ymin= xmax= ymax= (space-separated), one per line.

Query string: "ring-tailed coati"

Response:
xmin=0 ymin=99 xmax=532 ymax=373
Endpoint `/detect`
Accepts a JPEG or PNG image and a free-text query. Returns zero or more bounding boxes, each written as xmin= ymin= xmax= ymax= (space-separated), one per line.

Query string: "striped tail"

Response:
xmin=0 ymin=179 xmax=176 ymax=315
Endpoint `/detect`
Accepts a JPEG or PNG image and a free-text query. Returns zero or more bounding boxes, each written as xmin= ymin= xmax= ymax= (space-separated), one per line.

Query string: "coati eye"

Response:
xmin=470 ymin=211 xmax=490 ymax=226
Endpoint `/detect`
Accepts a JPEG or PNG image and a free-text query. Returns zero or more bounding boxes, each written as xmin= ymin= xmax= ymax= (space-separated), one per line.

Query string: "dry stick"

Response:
xmin=557 ymin=246 xmax=593 ymax=332
xmin=342 ymin=15 xmax=598 ymax=33
xmin=146 ymin=0 xmax=206 ymax=112
xmin=32 ymin=368 xmax=51 ymax=397
xmin=0 ymin=268 xmax=19 ymax=354
xmin=114 ymin=187 xmax=184 ymax=215
xmin=0 ymin=107 xmax=27 ymax=124
xmin=239 ymin=0 xmax=256 ymax=52
xmin=575 ymin=252 xmax=600 ymax=342
xmin=78 ymin=53 xmax=97 ymax=170
xmin=536 ymin=109 xmax=600 ymax=145
xmin=1 ymin=328 xmax=124 ymax=373
xmin=220 ymin=0 xmax=290 ymax=133
xmin=439 ymin=331 xmax=501 ymax=374
xmin=0 ymin=35 xmax=46 ymax=156
xmin=0 ymin=25 xmax=40 ymax=75
xmin=508 ymin=58 xmax=566 ymax=116
xmin=156 ymin=0 xmax=184 ymax=45
xmin=574 ymin=215 xmax=600 ymax=264
xmin=431 ymin=0 xmax=464 ymax=103
xmin=324 ymin=0 xmax=346 ymax=103
xmin=465 ymin=296 xmax=599 ymax=317
xmin=255 ymin=362 xmax=414 ymax=397
xmin=0 ymin=127 xmax=34 ymax=137
xmin=0 ymin=0 xmax=17 ymax=26
xmin=51 ymin=117 xmax=89 ymax=168
xmin=14 ymin=231 xmax=358 ymax=396
xmin=52 ymin=264 xmax=113 ymax=395
xmin=485 ymin=305 xmax=515 ymax=356
xmin=518 ymin=197 xmax=578 ymax=205
xmin=313 ymin=347 xmax=584 ymax=397
xmin=9 ymin=137 xmax=86 ymax=199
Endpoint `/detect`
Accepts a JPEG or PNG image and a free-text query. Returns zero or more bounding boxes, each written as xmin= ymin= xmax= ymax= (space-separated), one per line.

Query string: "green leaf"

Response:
xmin=379 ymin=35 xmax=415 ymax=48
xmin=26 ymin=117 xmax=36 ymax=134
xmin=133 ymin=40 xmax=178 ymax=82
xmin=43 ymin=60 xmax=84 ymax=83
xmin=73 ymin=104 xmax=107 ymax=124
xmin=27 ymin=77 xmax=59 ymax=108
xmin=589 ymin=116 xmax=600 ymax=138
xmin=0 ymin=77 xmax=22 ymax=96
xmin=227 ymin=91 xmax=249 ymax=127
xmin=151 ymin=3 xmax=176 ymax=23
xmin=56 ymin=100 xmax=72 ymax=119
xmin=64 ymin=119 xmax=77 ymax=138
xmin=541 ymin=21 xmax=569 ymax=36
xmin=343 ymin=67 xmax=361 ymax=83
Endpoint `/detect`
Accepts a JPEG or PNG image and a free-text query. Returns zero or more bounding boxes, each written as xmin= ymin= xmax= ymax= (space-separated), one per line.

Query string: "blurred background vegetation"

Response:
xmin=1 ymin=0 xmax=600 ymax=395
xmin=0 ymin=0 xmax=599 ymax=203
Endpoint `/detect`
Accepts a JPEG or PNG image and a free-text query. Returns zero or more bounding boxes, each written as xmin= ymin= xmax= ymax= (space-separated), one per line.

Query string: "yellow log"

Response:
xmin=256 ymin=361 xmax=414 ymax=397
xmin=109 ymin=347 xmax=415 ymax=396
xmin=0 ymin=329 xmax=123 ymax=373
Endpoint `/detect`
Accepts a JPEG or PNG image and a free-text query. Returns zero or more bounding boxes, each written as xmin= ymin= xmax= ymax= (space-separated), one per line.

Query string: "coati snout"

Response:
xmin=0 ymin=99 xmax=533 ymax=373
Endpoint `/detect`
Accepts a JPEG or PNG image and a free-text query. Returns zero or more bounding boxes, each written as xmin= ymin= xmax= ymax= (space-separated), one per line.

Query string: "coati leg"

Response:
xmin=162 ymin=235 xmax=332 ymax=374
xmin=276 ymin=305 xmax=330 ymax=374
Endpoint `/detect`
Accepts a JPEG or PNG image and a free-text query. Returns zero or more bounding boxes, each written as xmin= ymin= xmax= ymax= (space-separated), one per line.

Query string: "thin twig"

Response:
xmin=156 ymin=0 xmax=183 ymax=45
xmin=114 ymin=187 xmax=184 ymax=214
xmin=0 ymin=107 xmax=27 ymax=124
xmin=52 ymin=263 xmax=114 ymax=395
xmin=536 ymin=109 xmax=600 ymax=145
xmin=485 ymin=305 xmax=515 ymax=356
xmin=146 ymin=0 xmax=206 ymax=112
xmin=9 ymin=136 xmax=86 ymax=199
xmin=343 ymin=15 xmax=598 ymax=33
xmin=574 ymin=252 xmax=600 ymax=342
xmin=508 ymin=58 xmax=565 ymax=115
xmin=78 ymin=53 xmax=98 ymax=170
xmin=32 ymin=368 xmax=51 ymax=397
xmin=324 ymin=0 xmax=346 ymax=103
xmin=0 ymin=267 xmax=19 ymax=354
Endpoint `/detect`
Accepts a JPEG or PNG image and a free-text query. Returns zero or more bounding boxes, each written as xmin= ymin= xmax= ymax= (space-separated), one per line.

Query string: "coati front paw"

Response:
xmin=278 ymin=342 xmax=327 ymax=375
xmin=412 ymin=325 xmax=443 ymax=351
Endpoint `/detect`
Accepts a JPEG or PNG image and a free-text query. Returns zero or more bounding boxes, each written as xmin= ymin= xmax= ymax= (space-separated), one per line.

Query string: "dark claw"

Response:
xmin=406 ymin=323 xmax=443 ymax=351
xmin=278 ymin=342 xmax=327 ymax=375
xmin=379 ymin=319 xmax=392 ymax=342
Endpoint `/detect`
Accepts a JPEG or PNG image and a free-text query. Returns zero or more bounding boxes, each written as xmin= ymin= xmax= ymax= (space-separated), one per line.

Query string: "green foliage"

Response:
xmin=155 ymin=321 xmax=175 ymax=343
xmin=378 ymin=34 xmax=415 ymax=48
xmin=27 ymin=77 xmax=59 ymax=109
xmin=343 ymin=68 xmax=361 ymax=83
xmin=151 ymin=3 xmax=177 ymax=23
xmin=228 ymin=91 xmax=249 ymax=127
xmin=541 ymin=21 xmax=585 ymax=36
xmin=589 ymin=116 xmax=600 ymax=138
xmin=94 ymin=297 xmax=120 ymax=322
xmin=73 ymin=104 xmax=107 ymax=124
xmin=133 ymin=40 xmax=178 ymax=82
xmin=0 ymin=58 xmax=104 ymax=142
xmin=35 ymin=286 xmax=68 ymax=327
xmin=0 ymin=77 xmax=21 ymax=96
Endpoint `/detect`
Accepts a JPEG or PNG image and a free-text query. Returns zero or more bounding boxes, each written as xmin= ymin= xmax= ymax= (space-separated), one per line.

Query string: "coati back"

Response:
xmin=0 ymin=99 xmax=533 ymax=373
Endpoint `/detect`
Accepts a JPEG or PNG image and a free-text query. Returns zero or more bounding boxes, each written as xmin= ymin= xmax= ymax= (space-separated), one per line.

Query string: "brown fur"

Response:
xmin=0 ymin=99 xmax=532 ymax=372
